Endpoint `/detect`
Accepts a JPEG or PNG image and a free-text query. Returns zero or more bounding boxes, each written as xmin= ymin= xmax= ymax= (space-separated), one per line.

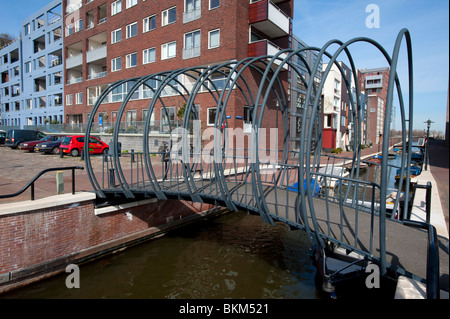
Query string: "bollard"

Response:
xmin=131 ymin=149 xmax=135 ymax=162
xmin=60 ymin=148 xmax=64 ymax=158
xmin=109 ymin=168 xmax=115 ymax=187
xmin=56 ymin=171 xmax=64 ymax=195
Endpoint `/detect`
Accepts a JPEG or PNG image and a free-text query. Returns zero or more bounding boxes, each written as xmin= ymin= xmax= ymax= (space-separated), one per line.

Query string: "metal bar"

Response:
xmin=0 ymin=166 xmax=84 ymax=200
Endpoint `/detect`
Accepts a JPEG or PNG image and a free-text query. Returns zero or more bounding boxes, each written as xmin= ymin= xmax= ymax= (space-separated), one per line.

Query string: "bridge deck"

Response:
xmin=104 ymin=177 xmax=429 ymax=281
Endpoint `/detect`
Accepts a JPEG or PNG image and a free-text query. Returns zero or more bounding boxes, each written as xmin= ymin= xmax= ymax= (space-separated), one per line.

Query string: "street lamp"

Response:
xmin=424 ymin=119 xmax=434 ymax=140
xmin=423 ymin=119 xmax=434 ymax=170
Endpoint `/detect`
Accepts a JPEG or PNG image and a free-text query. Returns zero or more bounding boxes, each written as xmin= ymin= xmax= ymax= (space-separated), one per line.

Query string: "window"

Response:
xmin=208 ymin=29 xmax=220 ymax=49
xmin=184 ymin=0 xmax=201 ymax=22
xmin=126 ymin=52 xmax=137 ymax=68
xmin=183 ymin=30 xmax=200 ymax=59
xmin=186 ymin=0 xmax=200 ymax=12
xmin=243 ymin=106 xmax=253 ymax=133
xmin=126 ymin=22 xmax=138 ymax=38
xmin=161 ymin=41 xmax=176 ymax=60
xmin=75 ymin=19 xmax=83 ymax=32
xmin=161 ymin=106 xmax=175 ymax=131
xmin=126 ymin=0 xmax=138 ymax=9
xmin=111 ymin=28 xmax=122 ymax=44
xmin=112 ymin=57 xmax=121 ymax=71
xmin=324 ymin=114 xmax=332 ymax=128
xmin=162 ymin=7 xmax=176 ymax=26
xmin=25 ymin=62 xmax=32 ymax=73
xmin=207 ymin=107 xmax=216 ymax=126
xmin=143 ymin=48 xmax=156 ymax=64
xmin=75 ymin=92 xmax=83 ymax=104
xmin=65 ymin=25 xmax=74 ymax=37
xmin=126 ymin=110 xmax=137 ymax=126
xmin=210 ymin=0 xmax=220 ymax=10
xmin=112 ymin=0 xmax=122 ymax=15
xmin=143 ymin=15 xmax=156 ymax=32
xmin=66 ymin=94 xmax=73 ymax=105
xmin=24 ymin=24 xmax=31 ymax=35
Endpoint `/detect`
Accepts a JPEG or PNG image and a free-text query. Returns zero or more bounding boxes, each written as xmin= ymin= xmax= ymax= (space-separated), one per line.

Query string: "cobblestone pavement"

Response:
xmin=1 ymin=140 xmax=448 ymax=223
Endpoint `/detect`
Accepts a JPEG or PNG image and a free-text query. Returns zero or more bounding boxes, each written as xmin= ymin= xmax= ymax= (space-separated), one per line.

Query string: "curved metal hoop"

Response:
xmin=85 ymin=29 xmax=414 ymax=277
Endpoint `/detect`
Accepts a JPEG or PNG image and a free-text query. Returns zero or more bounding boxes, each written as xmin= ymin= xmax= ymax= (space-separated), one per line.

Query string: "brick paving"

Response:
xmin=0 ymin=146 xmax=110 ymax=204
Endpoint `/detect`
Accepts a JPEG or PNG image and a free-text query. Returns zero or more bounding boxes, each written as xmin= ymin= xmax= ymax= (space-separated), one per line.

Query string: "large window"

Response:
xmin=161 ymin=41 xmax=176 ymax=60
xmin=184 ymin=0 xmax=201 ymax=22
xmin=111 ymin=28 xmax=122 ymax=44
xmin=183 ymin=30 xmax=200 ymax=59
xmin=126 ymin=22 xmax=138 ymax=38
xmin=112 ymin=0 xmax=122 ymax=15
xmin=126 ymin=52 xmax=137 ymax=68
xmin=143 ymin=48 xmax=156 ymax=64
xmin=162 ymin=7 xmax=176 ymax=26
xmin=143 ymin=15 xmax=156 ymax=32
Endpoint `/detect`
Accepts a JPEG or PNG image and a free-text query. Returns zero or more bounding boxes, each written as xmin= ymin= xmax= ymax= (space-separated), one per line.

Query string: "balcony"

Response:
xmin=66 ymin=54 xmax=83 ymax=69
xmin=365 ymin=74 xmax=383 ymax=89
xmin=86 ymin=45 xmax=107 ymax=63
xmin=249 ymin=0 xmax=290 ymax=38
xmin=248 ymin=39 xmax=288 ymax=70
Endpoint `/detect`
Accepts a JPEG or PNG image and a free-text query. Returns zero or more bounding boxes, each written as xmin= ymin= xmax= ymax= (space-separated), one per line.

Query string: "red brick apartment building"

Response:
xmin=358 ymin=67 xmax=390 ymax=146
xmin=63 ymin=0 xmax=293 ymax=136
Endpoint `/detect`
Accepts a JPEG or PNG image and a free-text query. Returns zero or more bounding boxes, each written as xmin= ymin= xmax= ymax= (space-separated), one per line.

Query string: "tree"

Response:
xmin=0 ymin=33 xmax=16 ymax=48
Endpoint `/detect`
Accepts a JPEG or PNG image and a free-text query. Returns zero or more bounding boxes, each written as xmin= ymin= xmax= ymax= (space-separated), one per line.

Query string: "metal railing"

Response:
xmin=0 ymin=167 xmax=84 ymax=201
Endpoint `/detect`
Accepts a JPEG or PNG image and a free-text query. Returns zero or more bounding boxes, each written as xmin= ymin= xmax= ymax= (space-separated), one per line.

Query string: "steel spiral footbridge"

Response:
xmin=83 ymin=29 xmax=440 ymax=297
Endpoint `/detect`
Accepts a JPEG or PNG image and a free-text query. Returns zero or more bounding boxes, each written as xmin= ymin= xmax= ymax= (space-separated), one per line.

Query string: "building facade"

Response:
xmin=0 ymin=0 xmax=64 ymax=127
xmin=289 ymin=35 xmax=322 ymax=153
xmin=62 ymin=0 xmax=293 ymax=136
xmin=358 ymin=67 xmax=390 ymax=147
xmin=321 ymin=61 xmax=356 ymax=150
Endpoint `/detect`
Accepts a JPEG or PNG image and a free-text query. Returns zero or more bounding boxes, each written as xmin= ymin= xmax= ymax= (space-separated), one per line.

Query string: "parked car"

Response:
xmin=0 ymin=130 xmax=6 ymax=145
xmin=18 ymin=135 xmax=62 ymax=152
xmin=59 ymin=135 xmax=109 ymax=157
xmin=35 ymin=136 xmax=66 ymax=154
xmin=4 ymin=130 xmax=46 ymax=149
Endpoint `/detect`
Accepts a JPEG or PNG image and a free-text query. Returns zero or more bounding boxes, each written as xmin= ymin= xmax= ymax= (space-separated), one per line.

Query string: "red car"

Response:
xmin=18 ymin=135 xmax=61 ymax=152
xmin=59 ymin=135 xmax=109 ymax=157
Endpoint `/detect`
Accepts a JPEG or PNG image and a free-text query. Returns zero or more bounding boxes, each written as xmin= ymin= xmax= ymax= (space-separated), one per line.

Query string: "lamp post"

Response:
xmin=424 ymin=119 xmax=433 ymax=170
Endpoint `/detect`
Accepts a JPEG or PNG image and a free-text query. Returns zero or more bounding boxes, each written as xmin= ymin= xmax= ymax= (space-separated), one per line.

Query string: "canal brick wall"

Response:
xmin=0 ymin=192 xmax=222 ymax=293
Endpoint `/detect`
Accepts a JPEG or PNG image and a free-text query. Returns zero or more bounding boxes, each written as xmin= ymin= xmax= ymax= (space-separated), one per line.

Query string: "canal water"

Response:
xmin=1 ymin=211 xmax=319 ymax=299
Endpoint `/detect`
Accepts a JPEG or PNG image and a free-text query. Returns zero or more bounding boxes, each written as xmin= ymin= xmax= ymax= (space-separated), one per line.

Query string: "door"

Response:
xmin=88 ymin=137 xmax=102 ymax=154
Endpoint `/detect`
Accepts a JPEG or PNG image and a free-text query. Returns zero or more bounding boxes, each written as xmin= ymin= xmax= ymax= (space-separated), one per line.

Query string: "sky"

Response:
xmin=293 ymin=0 xmax=449 ymax=133
xmin=1 ymin=0 xmax=449 ymax=133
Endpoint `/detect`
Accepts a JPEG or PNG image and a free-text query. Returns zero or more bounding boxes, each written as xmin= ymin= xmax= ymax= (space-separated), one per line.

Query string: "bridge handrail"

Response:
xmin=402 ymin=219 xmax=440 ymax=299
xmin=0 ymin=166 xmax=84 ymax=201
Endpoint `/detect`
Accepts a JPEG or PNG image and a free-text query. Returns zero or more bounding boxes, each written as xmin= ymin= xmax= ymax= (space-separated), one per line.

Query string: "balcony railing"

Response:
xmin=182 ymin=46 xmax=201 ymax=60
xmin=66 ymin=54 xmax=83 ymax=69
xmin=88 ymin=71 xmax=107 ymax=80
xmin=183 ymin=7 xmax=201 ymax=23
xmin=86 ymin=45 xmax=107 ymax=63
xmin=67 ymin=77 xmax=83 ymax=85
